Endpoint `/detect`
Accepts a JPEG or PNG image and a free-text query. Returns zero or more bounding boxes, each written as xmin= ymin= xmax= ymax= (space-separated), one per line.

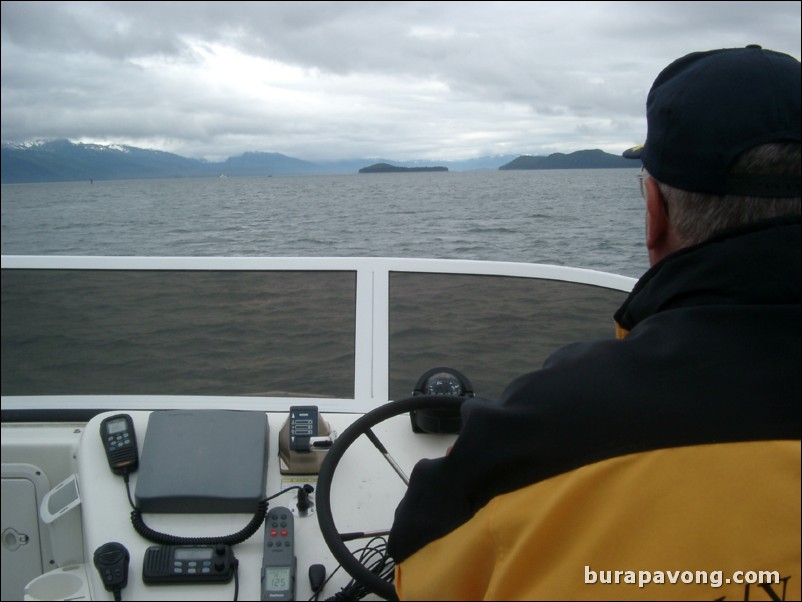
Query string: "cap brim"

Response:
xmin=622 ymin=144 xmax=644 ymax=159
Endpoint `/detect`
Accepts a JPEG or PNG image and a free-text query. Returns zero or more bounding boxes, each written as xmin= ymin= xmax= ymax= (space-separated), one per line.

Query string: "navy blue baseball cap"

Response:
xmin=623 ymin=45 xmax=801 ymax=197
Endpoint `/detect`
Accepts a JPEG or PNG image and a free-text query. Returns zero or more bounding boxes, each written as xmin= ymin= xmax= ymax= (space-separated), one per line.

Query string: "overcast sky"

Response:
xmin=1 ymin=1 xmax=800 ymax=163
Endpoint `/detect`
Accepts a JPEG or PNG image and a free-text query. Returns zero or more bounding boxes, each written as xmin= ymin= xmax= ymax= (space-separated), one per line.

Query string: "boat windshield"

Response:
xmin=1 ymin=264 xmax=629 ymax=403
xmin=389 ymin=271 xmax=624 ymax=400
xmin=1 ymin=269 xmax=357 ymax=398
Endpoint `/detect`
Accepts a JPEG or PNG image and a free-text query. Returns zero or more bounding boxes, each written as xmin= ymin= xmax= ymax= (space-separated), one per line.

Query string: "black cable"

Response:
xmin=125 ymin=481 xmax=311 ymax=546
xmin=122 ymin=471 xmax=136 ymax=511
xmin=130 ymin=499 xmax=268 ymax=546
xmin=232 ymin=559 xmax=240 ymax=601
xmin=323 ymin=537 xmax=395 ymax=601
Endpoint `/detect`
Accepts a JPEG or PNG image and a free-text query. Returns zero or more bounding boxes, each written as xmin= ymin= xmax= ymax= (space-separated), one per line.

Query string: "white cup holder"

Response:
xmin=23 ymin=565 xmax=89 ymax=601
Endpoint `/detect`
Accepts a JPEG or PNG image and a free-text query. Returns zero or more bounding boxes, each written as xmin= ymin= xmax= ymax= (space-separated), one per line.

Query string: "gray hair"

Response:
xmin=656 ymin=143 xmax=801 ymax=247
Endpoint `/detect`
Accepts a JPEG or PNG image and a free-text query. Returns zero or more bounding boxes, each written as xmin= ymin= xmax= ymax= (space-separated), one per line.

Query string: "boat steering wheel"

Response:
xmin=315 ymin=394 xmax=467 ymax=601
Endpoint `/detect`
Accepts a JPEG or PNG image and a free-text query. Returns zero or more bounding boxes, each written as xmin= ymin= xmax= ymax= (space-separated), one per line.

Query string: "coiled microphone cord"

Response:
xmin=123 ymin=470 xmax=308 ymax=546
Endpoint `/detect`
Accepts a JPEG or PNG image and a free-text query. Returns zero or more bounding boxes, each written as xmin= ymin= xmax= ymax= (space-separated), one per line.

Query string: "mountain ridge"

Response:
xmin=1 ymin=139 xmax=635 ymax=184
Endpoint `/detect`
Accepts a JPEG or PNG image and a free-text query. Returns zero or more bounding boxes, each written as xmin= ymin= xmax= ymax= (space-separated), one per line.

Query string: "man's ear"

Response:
xmin=644 ymin=177 xmax=672 ymax=265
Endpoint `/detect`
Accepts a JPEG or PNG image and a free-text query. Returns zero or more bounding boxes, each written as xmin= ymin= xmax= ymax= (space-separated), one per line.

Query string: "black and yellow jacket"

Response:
xmin=388 ymin=216 xmax=801 ymax=600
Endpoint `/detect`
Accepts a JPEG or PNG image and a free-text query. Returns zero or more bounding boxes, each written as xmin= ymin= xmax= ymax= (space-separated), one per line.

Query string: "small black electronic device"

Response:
xmin=289 ymin=406 xmax=319 ymax=452
xmin=93 ymin=542 xmax=130 ymax=593
xmin=261 ymin=506 xmax=297 ymax=601
xmin=100 ymin=414 xmax=139 ymax=475
xmin=309 ymin=564 xmax=327 ymax=596
xmin=142 ymin=544 xmax=236 ymax=584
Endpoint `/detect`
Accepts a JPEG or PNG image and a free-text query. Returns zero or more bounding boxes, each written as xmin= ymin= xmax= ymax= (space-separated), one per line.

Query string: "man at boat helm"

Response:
xmin=388 ymin=46 xmax=800 ymax=600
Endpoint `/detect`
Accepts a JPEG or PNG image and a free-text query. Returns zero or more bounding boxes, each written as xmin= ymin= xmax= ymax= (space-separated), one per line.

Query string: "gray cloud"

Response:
xmin=2 ymin=1 xmax=799 ymax=162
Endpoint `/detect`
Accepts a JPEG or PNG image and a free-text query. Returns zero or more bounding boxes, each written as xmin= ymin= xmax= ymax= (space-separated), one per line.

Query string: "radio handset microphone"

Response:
xmin=100 ymin=414 xmax=139 ymax=477
xmin=93 ymin=542 xmax=130 ymax=600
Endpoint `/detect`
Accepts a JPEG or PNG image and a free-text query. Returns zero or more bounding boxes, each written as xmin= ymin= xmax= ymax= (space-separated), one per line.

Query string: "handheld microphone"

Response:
xmin=296 ymin=484 xmax=314 ymax=513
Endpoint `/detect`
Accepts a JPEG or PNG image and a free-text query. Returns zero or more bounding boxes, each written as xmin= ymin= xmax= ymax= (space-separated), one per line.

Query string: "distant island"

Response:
xmin=498 ymin=149 xmax=632 ymax=170
xmin=359 ymin=163 xmax=449 ymax=173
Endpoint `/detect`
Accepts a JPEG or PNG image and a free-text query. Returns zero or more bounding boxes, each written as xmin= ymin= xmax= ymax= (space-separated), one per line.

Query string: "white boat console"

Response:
xmin=68 ymin=407 xmax=454 ymax=601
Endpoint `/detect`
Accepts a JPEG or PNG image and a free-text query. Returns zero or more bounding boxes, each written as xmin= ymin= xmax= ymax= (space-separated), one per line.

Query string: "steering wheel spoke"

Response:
xmin=364 ymin=428 xmax=410 ymax=485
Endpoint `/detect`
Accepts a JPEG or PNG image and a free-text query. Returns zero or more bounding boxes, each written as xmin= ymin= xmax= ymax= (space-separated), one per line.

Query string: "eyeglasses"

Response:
xmin=637 ymin=168 xmax=669 ymax=214
xmin=636 ymin=167 xmax=648 ymax=200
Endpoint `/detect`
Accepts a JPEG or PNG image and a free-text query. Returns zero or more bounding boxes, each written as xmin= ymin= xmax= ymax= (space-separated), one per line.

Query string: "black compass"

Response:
xmin=410 ymin=367 xmax=474 ymax=433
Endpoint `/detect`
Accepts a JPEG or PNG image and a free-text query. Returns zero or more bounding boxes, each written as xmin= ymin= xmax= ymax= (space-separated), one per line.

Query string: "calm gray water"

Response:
xmin=1 ymin=169 xmax=650 ymax=278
